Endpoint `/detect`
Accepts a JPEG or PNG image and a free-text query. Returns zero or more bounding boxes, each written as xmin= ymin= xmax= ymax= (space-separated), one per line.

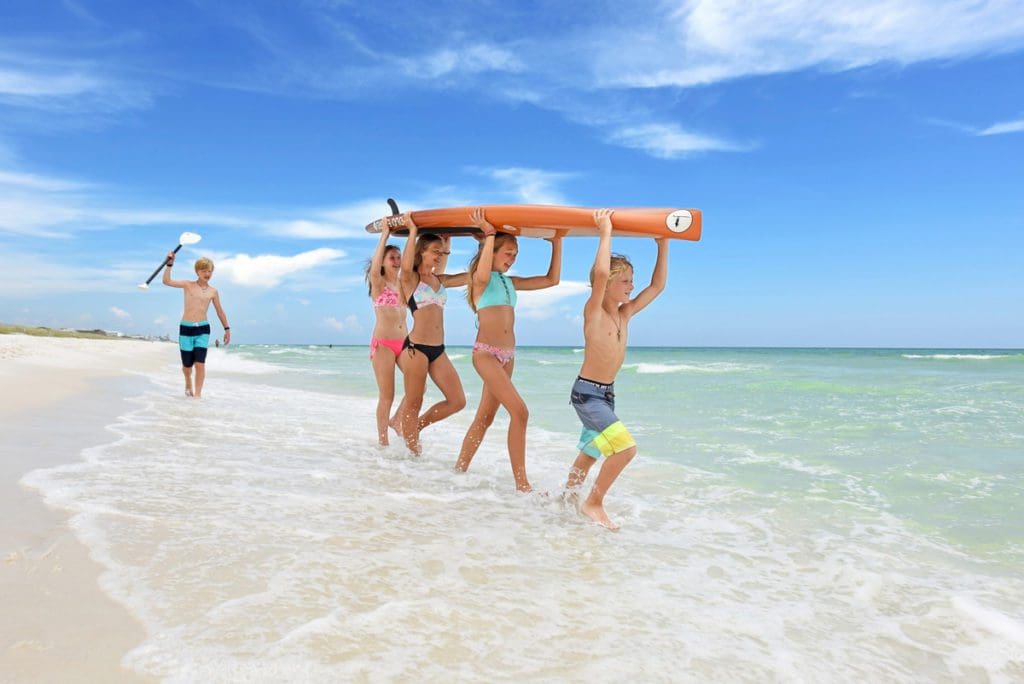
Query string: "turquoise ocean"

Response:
xmin=24 ymin=345 xmax=1024 ymax=681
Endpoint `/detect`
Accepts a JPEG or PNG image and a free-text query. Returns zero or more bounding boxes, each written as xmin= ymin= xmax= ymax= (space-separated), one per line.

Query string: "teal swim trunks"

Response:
xmin=179 ymin=320 xmax=211 ymax=367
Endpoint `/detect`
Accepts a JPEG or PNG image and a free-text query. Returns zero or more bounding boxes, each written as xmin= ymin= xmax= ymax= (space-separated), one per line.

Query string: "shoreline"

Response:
xmin=1 ymin=334 xmax=168 ymax=682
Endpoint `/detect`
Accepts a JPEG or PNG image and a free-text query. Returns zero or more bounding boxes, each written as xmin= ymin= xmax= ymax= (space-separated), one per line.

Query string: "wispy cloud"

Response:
xmin=0 ymin=54 xmax=152 ymax=116
xmin=0 ymin=169 xmax=89 ymax=192
xmin=591 ymin=1 xmax=1024 ymax=89
xmin=474 ymin=167 xmax=575 ymax=205
xmin=324 ymin=314 xmax=361 ymax=332
xmin=0 ymin=166 xmax=380 ymax=239
xmin=0 ymin=66 xmax=103 ymax=98
xmin=399 ymin=44 xmax=525 ymax=80
xmin=976 ymin=117 xmax=1024 ymax=136
xmin=109 ymin=306 xmax=130 ymax=319
xmin=217 ymin=248 xmax=346 ymax=288
xmin=607 ymin=122 xmax=747 ymax=159
xmin=0 ymin=251 xmax=133 ymax=297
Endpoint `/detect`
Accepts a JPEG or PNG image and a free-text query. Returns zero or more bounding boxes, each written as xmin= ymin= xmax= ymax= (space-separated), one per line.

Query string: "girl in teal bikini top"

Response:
xmin=455 ymin=208 xmax=563 ymax=492
xmin=474 ymin=271 xmax=517 ymax=309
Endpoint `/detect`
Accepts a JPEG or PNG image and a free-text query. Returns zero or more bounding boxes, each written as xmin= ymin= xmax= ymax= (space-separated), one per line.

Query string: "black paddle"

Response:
xmin=138 ymin=231 xmax=202 ymax=290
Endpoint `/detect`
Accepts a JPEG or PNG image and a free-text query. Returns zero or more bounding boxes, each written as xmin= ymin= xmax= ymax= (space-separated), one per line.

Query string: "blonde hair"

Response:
xmin=466 ymin=234 xmax=517 ymax=312
xmin=589 ymin=253 xmax=632 ymax=286
xmin=194 ymin=257 xmax=214 ymax=272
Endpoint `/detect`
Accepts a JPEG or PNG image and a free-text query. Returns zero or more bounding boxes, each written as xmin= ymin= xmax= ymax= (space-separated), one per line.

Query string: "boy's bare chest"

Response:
xmin=185 ymin=284 xmax=214 ymax=305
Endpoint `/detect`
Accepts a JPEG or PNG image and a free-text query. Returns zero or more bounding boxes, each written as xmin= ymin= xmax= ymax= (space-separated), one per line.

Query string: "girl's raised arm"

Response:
xmin=368 ymin=223 xmax=392 ymax=296
xmin=512 ymin=233 xmax=564 ymax=291
xmin=399 ymin=213 xmax=419 ymax=294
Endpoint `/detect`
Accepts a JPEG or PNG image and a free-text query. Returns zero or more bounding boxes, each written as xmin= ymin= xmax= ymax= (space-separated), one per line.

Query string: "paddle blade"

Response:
xmin=137 ymin=283 xmax=150 ymax=290
xmin=179 ymin=231 xmax=202 ymax=245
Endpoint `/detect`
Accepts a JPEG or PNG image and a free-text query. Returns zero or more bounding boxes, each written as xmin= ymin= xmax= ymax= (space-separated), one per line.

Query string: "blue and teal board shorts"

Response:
xmin=570 ymin=376 xmax=636 ymax=459
xmin=179 ymin=320 xmax=211 ymax=367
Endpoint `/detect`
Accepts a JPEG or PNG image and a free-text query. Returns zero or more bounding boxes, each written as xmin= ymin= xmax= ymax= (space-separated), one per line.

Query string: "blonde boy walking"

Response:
xmin=565 ymin=209 xmax=669 ymax=530
xmin=163 ymin=252 xmax=230 ymax=398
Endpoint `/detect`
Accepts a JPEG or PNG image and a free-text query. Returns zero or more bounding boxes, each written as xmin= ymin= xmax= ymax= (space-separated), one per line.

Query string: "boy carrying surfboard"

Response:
xmin=564 ymin=209 xmax=669 ymax=530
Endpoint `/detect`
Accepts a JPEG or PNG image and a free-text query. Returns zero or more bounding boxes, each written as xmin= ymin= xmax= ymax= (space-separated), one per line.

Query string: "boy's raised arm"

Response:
xmin=584 ymin=209 xmax=614 ymax=316
xmin=625 ymin=237 xmax=669 ymax=315
xmin=162 ymin=251 xmax=188 ymax=288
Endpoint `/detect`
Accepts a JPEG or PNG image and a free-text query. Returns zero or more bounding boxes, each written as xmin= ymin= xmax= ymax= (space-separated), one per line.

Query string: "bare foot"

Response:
xmin=580 ymin=501 xmax=620 ymax=531
xmin=185 ymin=388 xmax=194 ymax=397
xmin=389 ymin=416 xmax=404 ymax=437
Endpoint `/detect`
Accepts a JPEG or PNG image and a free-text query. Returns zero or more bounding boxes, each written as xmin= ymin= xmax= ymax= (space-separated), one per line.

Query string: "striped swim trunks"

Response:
xmin=179 ymin=320 xmax=211 ymax=367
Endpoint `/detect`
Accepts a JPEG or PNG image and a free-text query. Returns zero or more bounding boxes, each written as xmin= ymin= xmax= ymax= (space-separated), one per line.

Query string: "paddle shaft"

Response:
xmin=143 ymin=243 xmax=183 ymax=286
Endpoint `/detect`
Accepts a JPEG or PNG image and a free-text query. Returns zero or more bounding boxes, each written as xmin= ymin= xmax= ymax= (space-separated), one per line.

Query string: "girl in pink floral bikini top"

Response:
xmin=366 ymin=229 xmax=409 ymax=446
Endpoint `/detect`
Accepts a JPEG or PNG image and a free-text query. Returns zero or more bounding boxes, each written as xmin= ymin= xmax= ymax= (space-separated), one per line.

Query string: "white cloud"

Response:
xmin=516 ymin=281 xmax=590 ymax=320
xmin=268 ymin=199 xmax=388 ymax=239
xmin=324 ymin=315 xmax=361 ymax=332
xmin=0 ymin=170 xmax=88 ymax=192
xmin=0 ymin=251 xmax=132 ymax=296
xmin=608 ymin=122 xmax=745 ymax=158
xmin=592 ymin=1 xmax=1024 ymax=89
xmin=976 ymin=117 xmax=1024 ymax=136
xmin=404 ymin=44 xmax=525 ymax=79
xmin=0 ymin=66 xmax=103 ymax=98
xmin=476 ymin=167 xmax=575 ymax=205
xmin=0 ymin=55 xmax=152 ymax=114
xmin=0 ymin=166 xmax=391 ymax=240
xmin=110 ymin=306 xmax=130 ymax=319
xmin=217 ymin=248 xmax=346 ymax=288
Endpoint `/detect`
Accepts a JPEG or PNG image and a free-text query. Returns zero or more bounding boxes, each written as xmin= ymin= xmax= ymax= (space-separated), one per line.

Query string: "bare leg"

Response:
xmin=389 ymin=397 xmax=406 ymax=437
xmin=465 ymin=354 xmax=530 ymax=492
xmin=580 ymin=446 xmax=636 ymax=531
xmin=182 ymin=366 xmax=194 ymax=397
xmin=193 ymin=362 xmax=206 ymax=398
xmin=455 ymin=384 xmax=500 ymax=472
xmin=371 ymin=349 xmax=398 ymax=446
xmin=564 ymin=451 xmax=597 ymax=504
xmin=416 ymin=354 xmax=466 ymax=431
xmin=400 ymin=349 xmax=429 ymax=455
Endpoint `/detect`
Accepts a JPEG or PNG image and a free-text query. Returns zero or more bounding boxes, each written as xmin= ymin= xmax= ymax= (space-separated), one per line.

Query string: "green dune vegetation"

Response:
xmin=0 ymin=323 xmax=134 ymax=340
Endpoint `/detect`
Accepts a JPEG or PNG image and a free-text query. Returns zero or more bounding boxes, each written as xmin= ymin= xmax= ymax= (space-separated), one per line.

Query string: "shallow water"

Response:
xmin=24 ymin=346 xmax=1024 ymax=681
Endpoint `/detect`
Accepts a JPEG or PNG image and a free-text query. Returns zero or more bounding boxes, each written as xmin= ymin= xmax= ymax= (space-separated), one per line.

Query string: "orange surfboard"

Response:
xmin=365 ymin=203 xmax=702 ymax=241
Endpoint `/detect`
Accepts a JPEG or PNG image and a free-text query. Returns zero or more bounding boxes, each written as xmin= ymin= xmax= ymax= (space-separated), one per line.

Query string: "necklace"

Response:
xmin=613 ymin=311 xmax=622 ymax=341
xmin=198 ymin=282 xmax=209 ymax=292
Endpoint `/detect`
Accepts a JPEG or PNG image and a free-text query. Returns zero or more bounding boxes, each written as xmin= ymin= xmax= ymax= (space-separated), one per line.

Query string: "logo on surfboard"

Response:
xmin=666 ymin=210 xmax=693 ymax=233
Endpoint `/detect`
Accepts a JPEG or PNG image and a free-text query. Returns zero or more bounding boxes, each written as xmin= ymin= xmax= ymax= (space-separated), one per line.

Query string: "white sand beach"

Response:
xmin=1 ymin=334 xmax=168 ymax=683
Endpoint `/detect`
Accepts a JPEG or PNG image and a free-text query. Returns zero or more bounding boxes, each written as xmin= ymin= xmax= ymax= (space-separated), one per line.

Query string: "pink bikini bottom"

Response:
xmin=370 ymin=337 xmax=404 ymax=360
xmin=473 ymin=341 xmax=515 ymax=366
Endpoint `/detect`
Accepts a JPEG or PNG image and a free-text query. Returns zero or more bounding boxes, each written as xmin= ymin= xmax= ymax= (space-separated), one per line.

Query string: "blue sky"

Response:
xmin=1 ymin=0 xmax=1022 ymax=347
